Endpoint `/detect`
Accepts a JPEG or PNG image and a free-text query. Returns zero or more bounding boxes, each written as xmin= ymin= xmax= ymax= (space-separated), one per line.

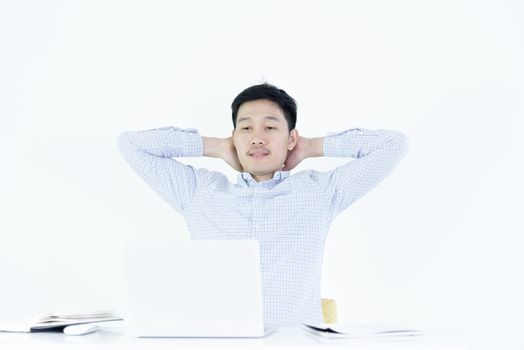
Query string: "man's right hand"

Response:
xmin=203 ymin=136 xmax=244 ymax=172
xmin=220 ymin=137 xmax=244 ymax=172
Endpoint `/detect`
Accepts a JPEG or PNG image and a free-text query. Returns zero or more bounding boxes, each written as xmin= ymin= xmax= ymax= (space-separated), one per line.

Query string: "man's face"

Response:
xmin=232 ymin=99 xmax=298 ymax=182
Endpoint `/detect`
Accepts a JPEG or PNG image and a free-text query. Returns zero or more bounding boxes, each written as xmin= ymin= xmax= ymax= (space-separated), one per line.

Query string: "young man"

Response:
xmin=117 ymin=83 xmax=409 ymax=327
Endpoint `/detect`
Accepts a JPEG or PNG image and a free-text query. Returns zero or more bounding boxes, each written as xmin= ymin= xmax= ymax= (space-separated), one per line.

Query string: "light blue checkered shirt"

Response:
xmin=117 ymin=126 xmax=409 ymax=326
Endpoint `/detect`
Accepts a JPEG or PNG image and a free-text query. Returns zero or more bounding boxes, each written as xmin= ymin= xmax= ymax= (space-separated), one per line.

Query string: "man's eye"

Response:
xmin=241 ymin=127 xmax=275 ymax=130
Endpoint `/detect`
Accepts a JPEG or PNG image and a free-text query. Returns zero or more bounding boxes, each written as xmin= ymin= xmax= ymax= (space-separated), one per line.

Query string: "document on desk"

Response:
xmin=302 ymin=322 xmax=423 ymax=338
xmin=0 ymin=311 xmax=123 ymax=333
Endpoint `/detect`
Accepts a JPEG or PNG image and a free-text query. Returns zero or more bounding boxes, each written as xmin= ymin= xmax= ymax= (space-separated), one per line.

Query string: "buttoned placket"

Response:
xmin=238 ymin=171 xmax=289 ymax=234
xmin=251 ymin=187 xmax=264 ymax=233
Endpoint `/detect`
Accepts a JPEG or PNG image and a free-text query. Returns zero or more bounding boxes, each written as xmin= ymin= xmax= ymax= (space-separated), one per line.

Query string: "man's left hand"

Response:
xmin=282 ymin=137 xmax=309 ymax=171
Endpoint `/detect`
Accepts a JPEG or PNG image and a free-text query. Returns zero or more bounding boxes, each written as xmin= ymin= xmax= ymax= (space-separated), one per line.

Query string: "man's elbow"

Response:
xmin=116 ymin=131 xmax=134 ymax=155
xmin=391 ymin=131 xmax=410 ymax=159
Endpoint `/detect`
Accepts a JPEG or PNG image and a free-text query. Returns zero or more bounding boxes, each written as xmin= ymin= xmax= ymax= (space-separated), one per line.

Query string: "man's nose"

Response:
xmin=251 ymin=135 xmax=265 ymax=145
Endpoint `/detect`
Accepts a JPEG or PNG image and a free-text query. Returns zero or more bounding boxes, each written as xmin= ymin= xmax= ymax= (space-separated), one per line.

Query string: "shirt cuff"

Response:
xmin=170 ymin=126 xmax=203 ymax=157
xmin=323 ymin=128 xmax=373 ymax=157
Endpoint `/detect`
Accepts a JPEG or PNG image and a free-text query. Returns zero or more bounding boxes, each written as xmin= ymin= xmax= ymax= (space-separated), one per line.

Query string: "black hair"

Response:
xmin=231 ymin=83 xmax=297 ymax=133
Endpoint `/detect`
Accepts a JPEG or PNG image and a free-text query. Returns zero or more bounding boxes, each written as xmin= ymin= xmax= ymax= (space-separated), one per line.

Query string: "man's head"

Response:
xmin=231 ymin=83 xmax=299 ymax=182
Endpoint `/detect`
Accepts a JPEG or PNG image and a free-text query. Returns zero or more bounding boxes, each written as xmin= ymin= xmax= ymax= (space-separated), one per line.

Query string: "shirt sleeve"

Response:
xmin=313 ymin=128 xmax=409 ymax=217
xmin=116 ymin=126 xmax=212 ymax=212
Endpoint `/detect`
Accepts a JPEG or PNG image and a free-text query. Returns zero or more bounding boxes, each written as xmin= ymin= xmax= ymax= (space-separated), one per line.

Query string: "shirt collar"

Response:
xmin=237 ymin=170 xmax=290 ymax=188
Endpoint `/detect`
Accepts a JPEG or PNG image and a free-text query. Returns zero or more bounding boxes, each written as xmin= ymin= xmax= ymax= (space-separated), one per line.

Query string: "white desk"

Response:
xmin=0 ymin=324 xmax=468 ymax=350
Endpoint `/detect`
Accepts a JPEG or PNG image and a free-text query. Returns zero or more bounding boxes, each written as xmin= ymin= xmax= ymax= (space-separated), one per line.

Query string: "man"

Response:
xmin=117 ymin=83 xmax=409 ymax=327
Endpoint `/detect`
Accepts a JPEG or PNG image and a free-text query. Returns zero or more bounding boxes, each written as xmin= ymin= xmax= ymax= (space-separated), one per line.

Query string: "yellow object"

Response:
xmin=321 ymin=298 xmax=337 ymax=324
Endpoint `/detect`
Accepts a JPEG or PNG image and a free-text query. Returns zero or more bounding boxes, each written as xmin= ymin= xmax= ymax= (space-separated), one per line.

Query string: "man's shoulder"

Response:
xmin=288 ymin=168 xmax=334 ymax=188
xmin=291 ymin=168 xmax=328 ymax=178
xmin=187 ymin=166 xmax=230 ymax=186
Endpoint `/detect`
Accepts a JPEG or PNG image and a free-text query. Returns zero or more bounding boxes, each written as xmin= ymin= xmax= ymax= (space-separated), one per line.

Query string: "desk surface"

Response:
xmin=0 ymin=323 xmax=469 ymax=350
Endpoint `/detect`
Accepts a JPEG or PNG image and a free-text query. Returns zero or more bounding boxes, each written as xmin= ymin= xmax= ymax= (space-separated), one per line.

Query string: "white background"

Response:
xmin=1 ymin=0 xmax=523 ymax=346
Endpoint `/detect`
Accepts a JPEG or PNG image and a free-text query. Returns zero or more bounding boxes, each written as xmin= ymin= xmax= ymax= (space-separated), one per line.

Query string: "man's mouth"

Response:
xmin=249 ymin=150 xmax=270 ymax=159
xmin=250 ymin=153 xmax=269 ymax=159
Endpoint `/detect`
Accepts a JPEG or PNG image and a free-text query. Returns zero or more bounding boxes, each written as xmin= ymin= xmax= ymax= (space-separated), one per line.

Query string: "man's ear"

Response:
xmin=288 ymin=129 xmax=299 ymax=151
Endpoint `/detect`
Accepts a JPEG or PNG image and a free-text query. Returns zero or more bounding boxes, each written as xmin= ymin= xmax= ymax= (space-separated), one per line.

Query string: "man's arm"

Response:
xmin=282 ymin=136 xmax=324 ymax=171
xmin=203 ymin=136 xmax=243 ymax=172
xmin=117 ymin=126 xmax=228 ymax=212
xmin=288 ymin=128 xmax=409 ymax=216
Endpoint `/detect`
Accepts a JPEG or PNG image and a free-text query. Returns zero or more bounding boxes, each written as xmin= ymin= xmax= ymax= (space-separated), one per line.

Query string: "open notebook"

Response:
xmin=302 ymin=322 xmax=423 ymax=338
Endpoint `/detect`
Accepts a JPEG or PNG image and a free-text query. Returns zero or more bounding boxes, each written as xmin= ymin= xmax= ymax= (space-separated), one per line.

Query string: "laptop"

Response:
xmin=125 ymin=238 xmax=278 ymax=337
